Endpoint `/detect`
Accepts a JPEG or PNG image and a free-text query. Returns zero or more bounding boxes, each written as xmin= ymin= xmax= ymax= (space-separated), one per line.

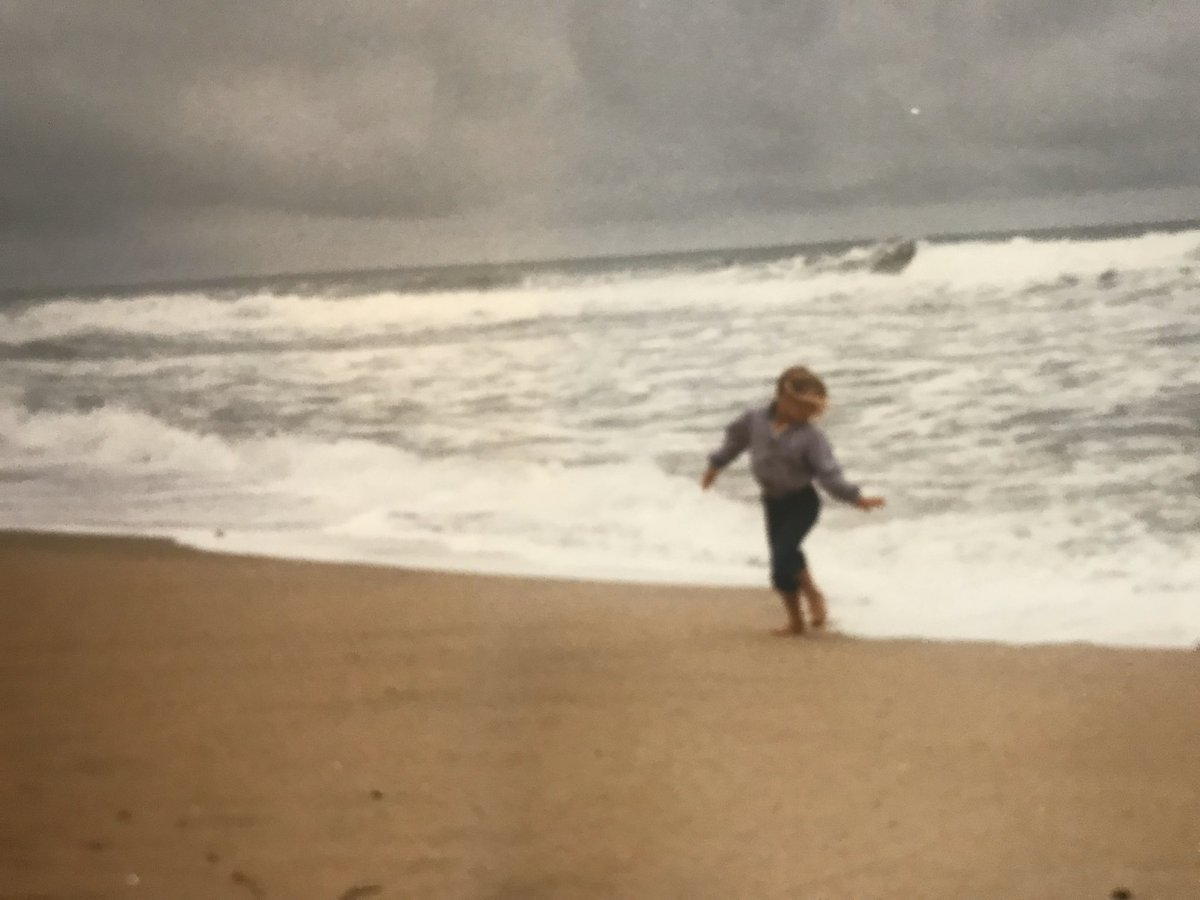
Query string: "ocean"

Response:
xmin=3 ymin=223 xmax=1198 ymax=648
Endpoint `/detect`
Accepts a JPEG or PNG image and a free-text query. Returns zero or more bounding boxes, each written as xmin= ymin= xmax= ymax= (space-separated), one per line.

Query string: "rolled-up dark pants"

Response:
xmin=762 ymin=485 xmax=821 ymax=592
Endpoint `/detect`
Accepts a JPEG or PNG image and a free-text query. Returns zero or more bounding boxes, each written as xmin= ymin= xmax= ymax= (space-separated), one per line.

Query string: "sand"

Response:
xmin=1 ymin=531 xmax=1197 ymax=899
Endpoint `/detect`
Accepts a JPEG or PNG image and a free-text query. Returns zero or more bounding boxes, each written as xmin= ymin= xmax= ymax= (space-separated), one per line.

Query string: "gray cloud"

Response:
xmin=564 ymin=1 xmax=1200 ymax=221
xmin=1 ymin=2 xmax=572 ymax=234
xmin=2 ymin=0 xmax=1199 ymax=288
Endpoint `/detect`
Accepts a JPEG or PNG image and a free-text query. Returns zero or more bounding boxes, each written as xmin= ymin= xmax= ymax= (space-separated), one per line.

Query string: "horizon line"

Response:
xmin=3 ymin=214 xmax=1198 ymax=304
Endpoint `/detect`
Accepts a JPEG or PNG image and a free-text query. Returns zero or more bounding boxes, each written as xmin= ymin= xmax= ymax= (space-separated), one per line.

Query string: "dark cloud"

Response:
xmin=0 ymin=1 xmax=570 ymax=236
xmin=1 ymin=0 xmax=1199 ymax=288
xmin=564 ymin=1 xmax=1200 ymax=223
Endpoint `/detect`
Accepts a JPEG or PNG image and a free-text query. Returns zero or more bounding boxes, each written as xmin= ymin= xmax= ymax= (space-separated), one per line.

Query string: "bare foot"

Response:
xmin=799 ymin=570 xmax=828 ymax=627
xmin=806 ymin=592 xmax=828 ymax=628
xmin=773 ymin=620 xmax=807 ymax=637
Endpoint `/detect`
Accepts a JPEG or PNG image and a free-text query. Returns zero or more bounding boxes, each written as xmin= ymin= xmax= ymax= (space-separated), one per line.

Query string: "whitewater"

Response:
xmin=2 ymin=226 xmax=1198 ymax=648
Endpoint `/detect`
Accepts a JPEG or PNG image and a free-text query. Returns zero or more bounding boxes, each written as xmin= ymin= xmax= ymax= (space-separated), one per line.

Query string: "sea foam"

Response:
xmin=3 ymin=225 xmax=1198 ymax=647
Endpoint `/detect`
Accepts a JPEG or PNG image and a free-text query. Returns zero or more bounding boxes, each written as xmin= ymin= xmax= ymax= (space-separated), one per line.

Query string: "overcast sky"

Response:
xmin=3 ymin=1 xmax=1199 ymax=290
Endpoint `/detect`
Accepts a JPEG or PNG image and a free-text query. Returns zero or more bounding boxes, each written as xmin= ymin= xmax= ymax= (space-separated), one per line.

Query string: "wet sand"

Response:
xmin=1 ymin=531 xmax=1197 ymax=899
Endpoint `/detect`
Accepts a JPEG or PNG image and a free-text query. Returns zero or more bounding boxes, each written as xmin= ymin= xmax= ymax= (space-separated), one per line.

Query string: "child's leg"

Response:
xmin=764 ymin=497 xmax=805 ymax=632
xmin=763 ymin=489 xmax=820 ymax=633
xmin=790 ymin=487 xmax=823 ymax=625
xmin=776 ymin=589 xmax=805 ymax=634
xmin=800 ymin=568 xmax=827 ymax=627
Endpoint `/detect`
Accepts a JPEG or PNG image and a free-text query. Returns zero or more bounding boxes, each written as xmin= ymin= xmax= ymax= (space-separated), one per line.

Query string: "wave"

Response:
xmin=0 ymin=395 xmax=756 ymax=571
xmin=904 ymin=228 xmax=1200 ymax=286
xmin=4 ymin=395 xmax=1199 ymax=647
xmin=0 ymin=399 xmax=242 ymax=476
xmin=3 ymin=226 xmax=1198 ymax=358
xmin=734 ymin=227 xmax=1198 ymax=285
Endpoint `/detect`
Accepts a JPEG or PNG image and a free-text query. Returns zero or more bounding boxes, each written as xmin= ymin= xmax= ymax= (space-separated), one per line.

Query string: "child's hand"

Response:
xmin=855 ymin=495 xmax=886 ymax=511
xmin=700 ymin=467 xmax=719 ymax=490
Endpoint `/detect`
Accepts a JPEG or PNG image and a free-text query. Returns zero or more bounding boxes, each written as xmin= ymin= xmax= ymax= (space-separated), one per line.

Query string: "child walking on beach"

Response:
xmin=702 ymin=366 xmax=885 ymax=635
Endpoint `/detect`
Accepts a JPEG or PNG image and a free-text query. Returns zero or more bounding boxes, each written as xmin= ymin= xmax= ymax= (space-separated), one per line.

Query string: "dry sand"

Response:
xmin=1 ymin=531 xmax=1197 ymax=899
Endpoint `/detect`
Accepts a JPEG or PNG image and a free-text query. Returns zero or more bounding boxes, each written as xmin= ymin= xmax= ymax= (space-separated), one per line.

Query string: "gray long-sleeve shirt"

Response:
xmin=708 ymin=405 xmax=862 ymax=503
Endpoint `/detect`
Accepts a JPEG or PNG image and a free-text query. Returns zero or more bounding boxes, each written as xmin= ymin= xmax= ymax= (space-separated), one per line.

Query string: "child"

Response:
xmin=701 ymin=365 xmax=885 ymax=635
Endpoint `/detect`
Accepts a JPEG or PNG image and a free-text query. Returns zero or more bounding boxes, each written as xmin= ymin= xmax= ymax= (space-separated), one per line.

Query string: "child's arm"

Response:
xmin=808 ymin=430 xmax=886 ymax=510
xmin=701 ymin=411 xmax=752 ymax=489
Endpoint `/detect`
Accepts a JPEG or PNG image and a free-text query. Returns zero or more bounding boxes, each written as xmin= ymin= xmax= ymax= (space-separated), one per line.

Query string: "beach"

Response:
xmin=2 ymin=531 xmax=1197 ymax=899
xmin=7 ymin=227 xmax=1200 ymax=650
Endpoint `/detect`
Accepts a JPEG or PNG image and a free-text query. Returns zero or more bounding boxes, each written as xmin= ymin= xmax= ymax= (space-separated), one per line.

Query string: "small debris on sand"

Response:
xmin=231 ymin=870 xmax=265 ymax=898
xmin=369 ymin=789 xmax=384 ymax=800
xmin=115 ymin=809 xmax=132 ymax=823
xmin=339 ymin=885 xmax=383 ymax=900
xmin=1110 ymin=890 xmax=1132 ymax=900
xmin=85 ymin=839 xmax=108 ymax=852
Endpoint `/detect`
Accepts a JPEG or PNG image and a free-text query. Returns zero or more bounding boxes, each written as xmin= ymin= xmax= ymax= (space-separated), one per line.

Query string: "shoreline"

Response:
xmin=2 ymin=522 xmax=764 ymax=588
xmin=3 ymin=529 xmax=1199 ymax=897
xmin=7 ymin=525 xmax=1197 ymax=652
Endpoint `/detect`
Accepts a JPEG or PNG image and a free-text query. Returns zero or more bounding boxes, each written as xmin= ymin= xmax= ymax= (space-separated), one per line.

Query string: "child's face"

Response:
xmin=776 ymin=390 xmax=827 ymax=423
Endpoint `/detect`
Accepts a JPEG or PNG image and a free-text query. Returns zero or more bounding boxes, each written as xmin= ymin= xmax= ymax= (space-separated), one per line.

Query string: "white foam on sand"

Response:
xmin=5 ymin=226 xmax=1199 ymax=649
xmin=4 ymin=388 xmax=1199 ymax=650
